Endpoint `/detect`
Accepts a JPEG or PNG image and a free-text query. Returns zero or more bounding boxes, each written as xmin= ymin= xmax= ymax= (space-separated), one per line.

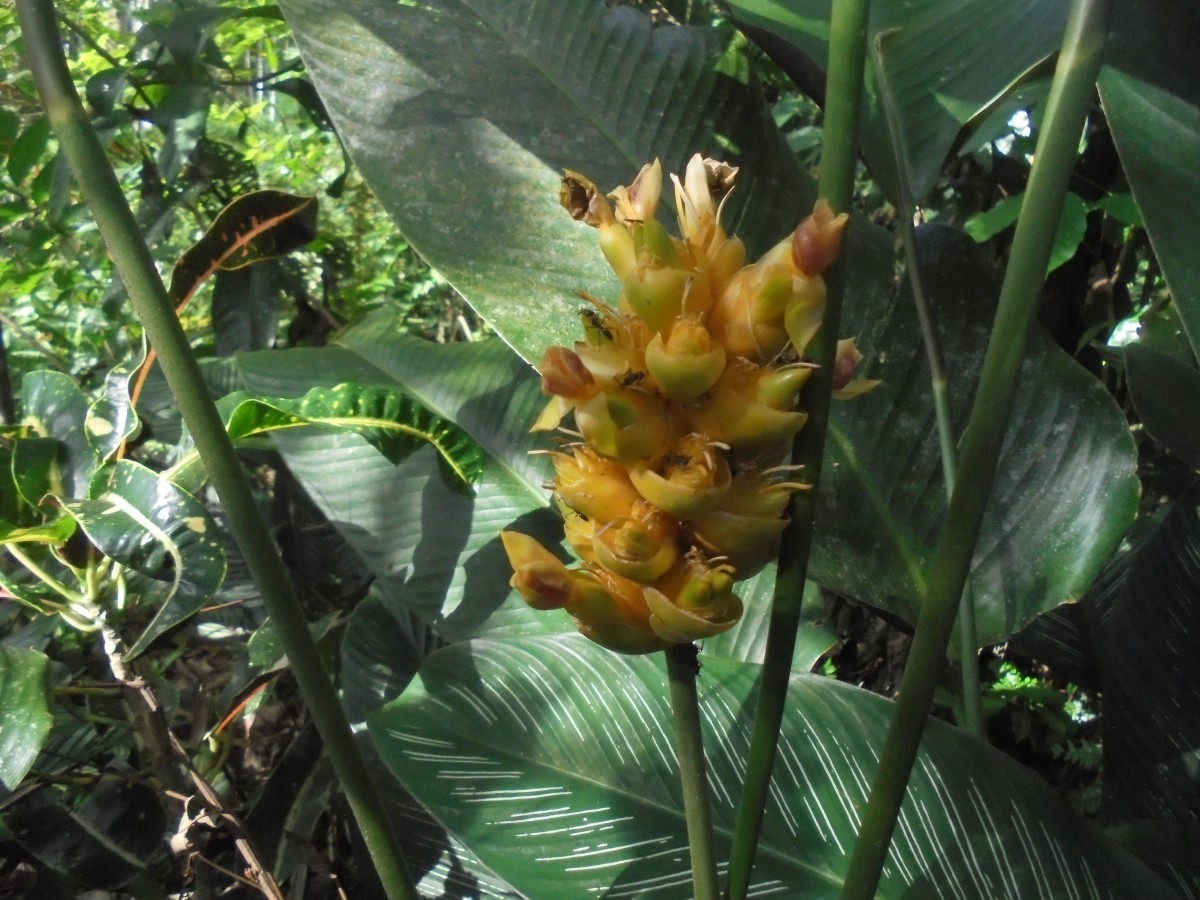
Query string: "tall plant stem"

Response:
xmin=725 ymin=0 xmax=872 ymax=896
xmin=666 ymin=643 xmax=720 ymax=900
xmin=839 ymin=0 xmax=1110 ymax=896
xmin=871 ymin=33 xmax=984 ymax=738
xmin=15 ymin=3 xmax=419 ymax=897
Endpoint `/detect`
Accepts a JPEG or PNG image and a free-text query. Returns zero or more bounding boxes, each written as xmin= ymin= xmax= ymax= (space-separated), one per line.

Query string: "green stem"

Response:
xmin=725 ymin=0 xmax=872 ymax=896
xmin=14 ymin=4 xmax=418 ymax=898
xmin=838 ymin=0 xmax=1109 ymax=896
xmin=666 ymin=643 xmax=720 ymax=900
xmin=871 ymin=32 xmax=984 ymax=739
xmin=6 ymin=544 xmax=84 ymax=605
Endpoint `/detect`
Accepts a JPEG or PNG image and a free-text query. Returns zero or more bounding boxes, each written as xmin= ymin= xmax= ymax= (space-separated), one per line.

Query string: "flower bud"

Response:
xmin=644 ymin=555 xmax=743 ymax=643
xmin=599 ymin=222 xmax=638 ymax=281
xmin=672 ymin=153 xmax=718 ymax=244
xmin=567 ymin=566 xmax=671 ymax=654
xmin=610 ymin=160 xmax=664 ymax=225
xmin=561 ymin=506 xmax=597 ymax=562
xmin=560 ymin=169 xmax=614 ymax=228
xmin=687 ymin=364 xmax=809 ymax=448
xmin=831 ymin=338 xmax=881 ymax=399
xmin=792 ymin=199 xmax=849 ymax=276
xmin=622 ymin=265 xmax=711 ymax=334
xmin=575 ymin=387 xmax=679 ymax=462
xmin=783 ymin=274 xmax=827 ymax=358
xmin=591 ymin=502 xmax=680 ymax=583
xmin=745 ymin=362 xmax=815 ymax=410
xmin=551 ymin=446 xmax=641 ymax=523
xmin=532 ymin=346 xmax=601 ymax=432
xmin=628 ymin=433 xmax=731 ymax=520
xmin=500 ymin=531 xmax=577 ymax=610
xmin=539 ymin=346 xmax=596 ymax=401
xmin=707 ymin=239 xmax=794 ymax=361
xmin=690 ymin=511 xmax=787 ymax=576
xmin=691 ymin=395 xmax=807 ymax=449
xmin=704 ymin=234 xmax=746 ymax=296
xmin=644 ymin=318 xmax=726 ymax=402
xmin=689 ymin=471 xmax=806 ymax=576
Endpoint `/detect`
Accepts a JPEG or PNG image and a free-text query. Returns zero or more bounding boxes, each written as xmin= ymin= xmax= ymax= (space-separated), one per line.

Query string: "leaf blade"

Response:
xmin=370 ymin=634 xmax=1174 ymax=897
xmin=0 ymin=646 xmax=53 ymax=797
xmin=280 ymin=0 xmax=810 ymax=361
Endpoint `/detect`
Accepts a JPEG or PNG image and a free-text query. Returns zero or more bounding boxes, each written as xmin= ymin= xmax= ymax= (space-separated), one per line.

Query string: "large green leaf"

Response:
xmin=816 ymin=225 xmax=1140 ymax=647
xmin=218 ymin=380 xmax=484 ymax=489
xmin=85 ymin=363 xmax=140 ymax=465
xmin=333 ymin=318 xmax=551 ymax=496
xmin=0 ymin=646 xmax=53 ymax=797
xmin=726 ymin=0 xmax=1070 ymax=200
xmin=1124 ymin=345 xmax=1200 ymax=470
xmin=61 ymin=460 xmax=227 ymax=656
xmin=280 ymin=0 xmax=810 ymax=362
xmin=1090 ymin=483 xmax=1200 ymax=838
xmin=20 ymin=371 xmax=94 ymax=499
xmin=340 ymin=583 xmax=438 ymax=726
xmin=370 ymin=634 xmax=1173 ymax=898
xmin=1099 ymin=0 xmax=1200 ymax=359
xmin=9 ymin=436 xmax=66 ymax=510
xmin=236 ymin=342 xmax=562 ymax=640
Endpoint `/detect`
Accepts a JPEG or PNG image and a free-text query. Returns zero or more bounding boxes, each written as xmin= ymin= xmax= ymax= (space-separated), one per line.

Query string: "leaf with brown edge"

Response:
xmin=166 ymin=189 xmax=318 ymax=307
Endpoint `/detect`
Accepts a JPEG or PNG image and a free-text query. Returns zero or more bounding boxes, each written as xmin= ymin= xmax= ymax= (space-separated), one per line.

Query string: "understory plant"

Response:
xmin=4 ymin=0 xmax=1199 ymax=897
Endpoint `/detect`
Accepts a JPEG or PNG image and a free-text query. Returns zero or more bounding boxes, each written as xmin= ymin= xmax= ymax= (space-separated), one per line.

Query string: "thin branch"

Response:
xmin=0 ymin=309 xmax=71 ymax=373
xmin=95 ymin=614 xmax=285 ymax=900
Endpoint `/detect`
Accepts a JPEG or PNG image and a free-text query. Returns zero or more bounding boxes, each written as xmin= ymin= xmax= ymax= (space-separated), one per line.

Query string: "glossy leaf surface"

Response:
xmin=20 ymin=372 xmax=94 ymax=499
xmin=220 ymin=380 xmax=484 ymax=489
xmin=61 ymin=460 xmax=226 ymax=656
xmin=236 ymin=340 xmax=561 ymax=641
xmin=1124 ymin=345 xmax=1200 ymax=470
xmin=84 ymin=363 xmax=140 ymax=465
xmin=725 ymin=0 xmax=1070 ymax=200
xmin=280 ymin=0 xmax=810 ymax=362
xmin=371 ymin=634 xmax=1173 ymax=898
xmin=0 ymin=646 xmax=53 ymax=796
xmin=818 ymin=225 xmax=1139 ymax=647
xmin=1091 ymin=483 xmax=1200 ymax=829
xmin=1099 ymin=0 xmax=1200 ymax=358
xmin=167 ymin=189 xmax=318 ymax=306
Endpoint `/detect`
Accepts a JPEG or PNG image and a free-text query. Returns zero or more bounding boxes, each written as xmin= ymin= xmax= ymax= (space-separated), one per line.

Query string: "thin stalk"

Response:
xmin=871 ymin=33 xmax=983 ymax=738
xmin=6 ymin=544 xmax=85 ymax=605
xmin=725 ymin=0 xmax=873 ymax=896
xmin=839 ymin=0 xmax=1110 ymax=896
xmin=666 ymin=643 xmax=720 ymax=900
xmin=15 ymin=3 xmax=418 ymax=897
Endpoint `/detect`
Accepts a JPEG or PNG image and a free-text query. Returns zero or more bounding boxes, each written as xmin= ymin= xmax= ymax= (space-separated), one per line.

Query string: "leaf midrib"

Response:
xmin=332 ymin=339 xmax=551 ymax=510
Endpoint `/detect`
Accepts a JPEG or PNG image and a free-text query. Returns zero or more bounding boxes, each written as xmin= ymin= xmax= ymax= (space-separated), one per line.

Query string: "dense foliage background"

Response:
xmin=2 ymin=0 xmax=1198 ymax=897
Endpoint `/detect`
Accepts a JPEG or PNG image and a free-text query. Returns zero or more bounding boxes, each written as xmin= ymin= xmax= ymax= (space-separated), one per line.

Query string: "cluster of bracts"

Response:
xmin=502 ymin=156 xmax=872 ymax=654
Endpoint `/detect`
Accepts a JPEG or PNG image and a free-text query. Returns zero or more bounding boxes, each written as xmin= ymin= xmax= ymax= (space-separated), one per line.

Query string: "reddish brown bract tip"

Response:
xmin=791 ymin=198 xmax=849 ymax=276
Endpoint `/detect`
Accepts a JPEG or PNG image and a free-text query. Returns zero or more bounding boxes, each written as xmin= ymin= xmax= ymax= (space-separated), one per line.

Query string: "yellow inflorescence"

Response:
xmin=502 ymin=155 xmax=869 ymax=654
